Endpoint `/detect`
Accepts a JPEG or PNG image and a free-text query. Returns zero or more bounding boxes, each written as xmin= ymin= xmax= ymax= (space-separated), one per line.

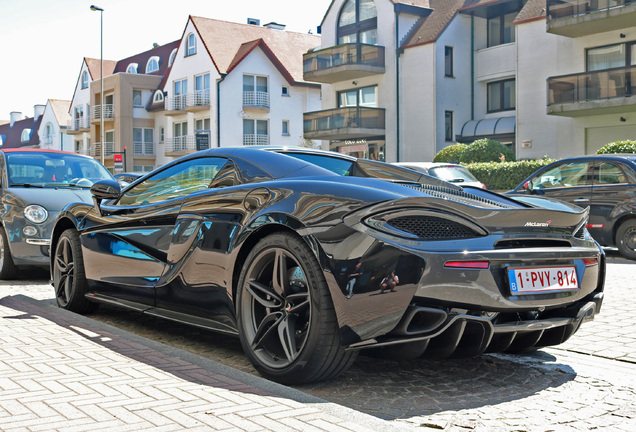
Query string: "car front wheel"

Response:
xmin=236 ymin=232 xmax=356 ymax=384
xmin=53 ymin=229 xmax=98 ymax=314
xmin=616 ymin=219 xmax=636 ymax=260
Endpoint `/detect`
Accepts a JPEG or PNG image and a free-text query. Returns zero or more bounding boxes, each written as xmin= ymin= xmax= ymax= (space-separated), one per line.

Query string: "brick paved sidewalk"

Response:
xmin=0 ymin=295 xmax=410 ymax=432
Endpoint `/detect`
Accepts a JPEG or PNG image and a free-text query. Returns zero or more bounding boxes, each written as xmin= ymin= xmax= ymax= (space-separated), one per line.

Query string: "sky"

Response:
xmin=0 ymin=0 xmax=332 ymax=121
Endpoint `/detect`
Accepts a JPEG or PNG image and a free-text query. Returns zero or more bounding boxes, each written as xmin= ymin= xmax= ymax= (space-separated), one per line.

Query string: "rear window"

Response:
xmin=429 ymin=166 xmax=479 ymax=182
xmin=281 ymin=153 xmax=354 ymax=176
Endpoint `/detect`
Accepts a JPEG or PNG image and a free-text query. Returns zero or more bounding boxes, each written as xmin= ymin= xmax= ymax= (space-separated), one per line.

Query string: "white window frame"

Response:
xmin=186 ymin=33 xmax=196 ymax=56
xmin=282 ymin=120 xmax=289 ymax=136
xmin=169 ymin=48 xmax=177 ymax=67
xmin=282 ymin=86 xmax=289 ymax=96
xmin=146 ymin=56 xmax=160 ymax=73
xmin=133 ymin=90 xmax=144 ymax=107
xmin=81 ymin=71 xmax=89 ymax=89
xmin=153 ymin=91 xmax=164 ymax=104
xmin=21 ymin=129 xmax=31 ymax=142
xmin=133 ymin=127 xmax=154 ymax=155
xmin=126 ymin=63 xmax=138 ymax=74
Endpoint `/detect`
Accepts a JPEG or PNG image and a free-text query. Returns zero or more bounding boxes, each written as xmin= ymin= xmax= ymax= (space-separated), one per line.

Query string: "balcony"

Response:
xmin=303 ymin=107 xmax=385 ymax=140
xmin=186 ymin=90 xmax=211 ymax=112
xmin=243 ymin=134 xmax=270 ymax=146
xmin=165 ymin=135 xmax=196 ymax=156
xmin=547 ymin=0 xmax=636 ymax=37
xmin=90 ymin=142 xmax=115 ymax=158
xmin=91 ymin=104 xmax=114 ymax=123
xmin=303 ymin=43 xmax=385 ymax=84
xmin=133 ymin=142 xmax=155 ymax=156
xmin=547 ymin=65 xmax=636 ymax=117
xmin=165 ymin=95 xmax=187 ymax=116
xmin=243 ymin=91 xmax=269 ymax=112
xmin=67 ymin=116 xmax=90 ymax=134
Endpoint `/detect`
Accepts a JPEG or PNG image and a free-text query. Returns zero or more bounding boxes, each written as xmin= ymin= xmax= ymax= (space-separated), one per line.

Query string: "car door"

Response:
xmin=80 ymin=156 xmax=227 ymax=306
xmin=527 ymin=160 xmax=593 ymax=208
xmin=588 ymin=160 xmax=636 ymax=246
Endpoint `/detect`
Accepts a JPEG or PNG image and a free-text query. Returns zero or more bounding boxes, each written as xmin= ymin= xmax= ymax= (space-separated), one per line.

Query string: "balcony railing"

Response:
xmin=548 ymin=65 xmax=636 ymax=105
xmin=90 ymin=142 xmax=115 ymax=158
xmin=187 ymin=90 xmax=210 ymax=107
xmin=243 ymin=91 xmax=269 ymax=109
xmin=92 ymin=104 xmax=114 ymax=121
xmin=166 ymin=135 xmax=196 ymax=152
xmin=165 ymin=95 xmax=187 ymax=111
xmin=67 ymin=116 xmax=90 ymax=131
xmin=133 ymin=142 xmax=155 ymax=156
xmin=547 ymin=0 xmax=635 ymax=20
xmin=243 ymin=134 xmax=270 ymax=146
xmin=303 ymin=43 xmax=385 ymax=83
xmin=304 ymin=107 xmax=385 ymax=136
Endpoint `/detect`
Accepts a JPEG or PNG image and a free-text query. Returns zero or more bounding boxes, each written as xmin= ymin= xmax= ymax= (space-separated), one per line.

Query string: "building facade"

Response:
xmin=306 ymin=0 xmax=636 ymax=162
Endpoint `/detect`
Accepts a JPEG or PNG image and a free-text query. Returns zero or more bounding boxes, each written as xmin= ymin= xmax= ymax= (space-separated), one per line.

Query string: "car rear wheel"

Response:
xmin=0 ymin=228 xmax=19 ymax=280
xmin=53 ymin=229 xmax=98 ymax=314
xmin=236 ymin=232 xmax=356 ymax=384
xmin=616 ymin=219 xmax=636 ymax=260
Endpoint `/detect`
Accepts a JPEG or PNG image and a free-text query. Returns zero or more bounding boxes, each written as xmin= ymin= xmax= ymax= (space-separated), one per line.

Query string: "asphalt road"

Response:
xmin=3 ymin=249 xmax=635 ymax=431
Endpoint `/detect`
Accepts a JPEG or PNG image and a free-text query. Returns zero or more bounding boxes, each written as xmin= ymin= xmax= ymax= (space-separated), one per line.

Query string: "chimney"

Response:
xmin=263 ymin=22 xmax=286 ymax=30
xmin=10 ymin=112 xmax=22 ymax=127
xmin=34 ymin=104 xmax=45 ymax=119
xmin=153 ymin=43 xmax=159 ymax=48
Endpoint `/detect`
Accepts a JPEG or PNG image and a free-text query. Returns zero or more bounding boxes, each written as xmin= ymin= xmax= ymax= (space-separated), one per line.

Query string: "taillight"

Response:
xmin=583 ymin=258 xmax=598 ymax=266
xmin=444 ymin=261 xmax=490 ymax=269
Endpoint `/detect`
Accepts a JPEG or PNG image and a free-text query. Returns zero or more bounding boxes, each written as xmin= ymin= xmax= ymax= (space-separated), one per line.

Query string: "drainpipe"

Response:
xmin=395 ymin=10 xmax=401 ymax=162
xmin=216 ymin=74 xmax=226 ymax=147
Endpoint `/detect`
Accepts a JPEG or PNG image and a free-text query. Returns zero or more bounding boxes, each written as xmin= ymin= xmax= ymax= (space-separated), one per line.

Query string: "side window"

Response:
xmin=118 ymin=157 xmax=228 ymax=206
xmin=531 ymin=161 xmax=590 ymax=189
xmin=593 ymin=162 xmax=627 ymax=185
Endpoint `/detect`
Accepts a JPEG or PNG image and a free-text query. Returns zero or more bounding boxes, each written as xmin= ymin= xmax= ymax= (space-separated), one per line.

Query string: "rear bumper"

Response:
xmin=349 ymin=292 xmax=603 ymax=356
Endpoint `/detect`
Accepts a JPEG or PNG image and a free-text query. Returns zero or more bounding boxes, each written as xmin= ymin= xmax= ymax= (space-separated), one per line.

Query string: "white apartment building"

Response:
xmin=160 ymin=16 xmax=322 ymax=162
xmin=37 ymin=99 xmax=71 ymax=151
xmin=305 ymin=0 xmax=636 ymax=162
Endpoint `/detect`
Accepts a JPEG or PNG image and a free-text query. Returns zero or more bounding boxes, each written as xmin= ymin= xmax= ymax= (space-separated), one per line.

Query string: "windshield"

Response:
xmin=428 ymin=166 xmax=479 ymax=183
xmin=6 ymin=152 xmax=114 ymax=188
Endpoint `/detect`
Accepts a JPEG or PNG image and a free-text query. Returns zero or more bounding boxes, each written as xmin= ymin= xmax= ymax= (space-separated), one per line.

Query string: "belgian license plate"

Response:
xmin=508 ymin=266 xmax=579 ymax=294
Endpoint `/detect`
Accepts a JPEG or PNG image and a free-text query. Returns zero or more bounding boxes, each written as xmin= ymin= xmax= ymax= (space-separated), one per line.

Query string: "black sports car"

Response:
xmin=51 ymin=147 xmax=605 ymax=384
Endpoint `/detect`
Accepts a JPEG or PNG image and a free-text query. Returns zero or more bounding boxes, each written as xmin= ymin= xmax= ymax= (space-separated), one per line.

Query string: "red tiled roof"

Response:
xmin=113 ymin=40 xmax=180 ymax=75
xmin=514 ymin=0 xmax=546 ymax=24
xmin=48 ymin=100 xmax=71 ymax=126
xmin=190 ymin=16 xmax=321 ymax=84
xmin=403 ymin=0 xmax=466 ymax=47
xmin=85 ymin=57 xmax=117 ymax=80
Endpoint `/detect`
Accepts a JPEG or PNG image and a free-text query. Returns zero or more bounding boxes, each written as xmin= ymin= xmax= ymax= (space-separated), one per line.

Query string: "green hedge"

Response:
xmin=597 ymin=140 xmax=636 ymax=154
xmin=433 ymin=143 xmax=468 ymax=163
xmin=464 ymin=158 xmax=556 ymax=191
xmin=459 ymin=138 xmax=516 ymax=163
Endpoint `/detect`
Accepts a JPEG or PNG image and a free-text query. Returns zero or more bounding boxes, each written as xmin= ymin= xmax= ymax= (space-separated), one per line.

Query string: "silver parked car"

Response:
xmin=394 ymin=162 xmax=486 ymax=189
xmin=0 ymin=148 xmax=114 ymax=279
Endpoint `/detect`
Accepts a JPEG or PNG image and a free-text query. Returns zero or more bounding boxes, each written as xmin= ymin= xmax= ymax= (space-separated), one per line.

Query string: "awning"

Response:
xmin=457 ymin=116 xmax=516 ymax=143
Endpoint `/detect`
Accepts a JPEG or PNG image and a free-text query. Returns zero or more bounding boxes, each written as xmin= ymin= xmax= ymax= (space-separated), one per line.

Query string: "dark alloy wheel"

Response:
xmin=236 ymin=232 xmax=356 ymax=384
xmin=53 ymin=229 xmax=98 ymax=314
xmin=0 ymin=228 xmax=19 ymax=280
xmin=616 ymin=219 xmax=636 ymax=260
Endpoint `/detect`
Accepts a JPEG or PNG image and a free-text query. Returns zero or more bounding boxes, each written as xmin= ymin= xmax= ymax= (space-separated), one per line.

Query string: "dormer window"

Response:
xmin=81 ymin=71 xmax=89 ymax=89
xmin=186 ymin=33 xmax=197 ymax=56
xmin=21 ymin=129 xmax=32 ymax=142
xmin=153 ymin=91 xmax=165 ymax=104
xmin=146 ymin=56 xmax=160 ymax=73
xmin=169 ymin=48 xmax=177 ymax=67
xmin=127 ymin=63 xmax=138 ymax=74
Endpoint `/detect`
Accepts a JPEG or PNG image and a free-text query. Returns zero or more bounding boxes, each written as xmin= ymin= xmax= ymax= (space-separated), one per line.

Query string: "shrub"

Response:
xmin=596 ymin=140 xmax=636 ymax=154
xmin=464 ymin=158 xmax=556 ymax=190
xmin=433 ymin=143 xmax=468 ymax=163
xmin=459 ymin=138 xmax=516 ymax=163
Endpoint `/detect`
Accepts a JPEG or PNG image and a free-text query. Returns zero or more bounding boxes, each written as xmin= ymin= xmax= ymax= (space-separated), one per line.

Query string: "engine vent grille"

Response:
xmin=400 ymin=183 xmax=515 ymax=209
xmin=494 ymin=239 xmax=571 ymax=249
xmin=387 ymin=216 xmax=480 ymax=240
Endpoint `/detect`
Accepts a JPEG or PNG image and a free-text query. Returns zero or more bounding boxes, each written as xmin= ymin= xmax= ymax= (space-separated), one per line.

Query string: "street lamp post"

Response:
xmin=90 ymin=5 xmax=104 ymax=165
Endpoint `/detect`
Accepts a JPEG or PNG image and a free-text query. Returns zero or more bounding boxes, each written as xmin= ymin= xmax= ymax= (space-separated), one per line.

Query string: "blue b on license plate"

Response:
xmin=508 ymin=266 xmax=579 ymax=294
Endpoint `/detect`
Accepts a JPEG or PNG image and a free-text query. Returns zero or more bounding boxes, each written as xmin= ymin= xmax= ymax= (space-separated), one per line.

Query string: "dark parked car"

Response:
xmin=51 ymin=147 xmax=605 ymax=384
xmin=394 ymin=162 xmax=486 ymax=189
xmin=0 ymin=148 xmax=114 ymax=279
xmin=507 ymin=154 xmax=636 ymax=259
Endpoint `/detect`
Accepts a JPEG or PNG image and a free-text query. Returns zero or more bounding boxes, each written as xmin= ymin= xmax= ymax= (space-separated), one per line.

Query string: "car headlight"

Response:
xmin=24 ymin=205 xmax=48 ymax=224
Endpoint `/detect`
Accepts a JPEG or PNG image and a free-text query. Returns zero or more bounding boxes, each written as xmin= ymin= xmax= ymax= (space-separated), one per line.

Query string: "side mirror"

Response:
xmin=523 ymin=180 xmax=533 ymax=193
xmin=90 ymin=180 xmax=121 ymax=216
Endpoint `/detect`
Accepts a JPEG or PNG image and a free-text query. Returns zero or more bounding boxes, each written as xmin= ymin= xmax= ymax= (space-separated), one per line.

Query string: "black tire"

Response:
xmin=0 ymin=227 xmax=19 ymax=280
xmin=616 ymin=219 xmax=636 ymax=260
xmin=236 ymin=232 xmax=357 ymax=384
xmin=53 ymin=229 xmax=98 ymax=314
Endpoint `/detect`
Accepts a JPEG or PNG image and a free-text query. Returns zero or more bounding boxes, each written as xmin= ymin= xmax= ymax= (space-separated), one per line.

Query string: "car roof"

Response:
xmin=555 ymin=154 xmax=636 ymax=163
xmin=0 ymin=148 xmax=93 ymax=158
xmin=395 ymin=162 xmax=463 ymax=169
